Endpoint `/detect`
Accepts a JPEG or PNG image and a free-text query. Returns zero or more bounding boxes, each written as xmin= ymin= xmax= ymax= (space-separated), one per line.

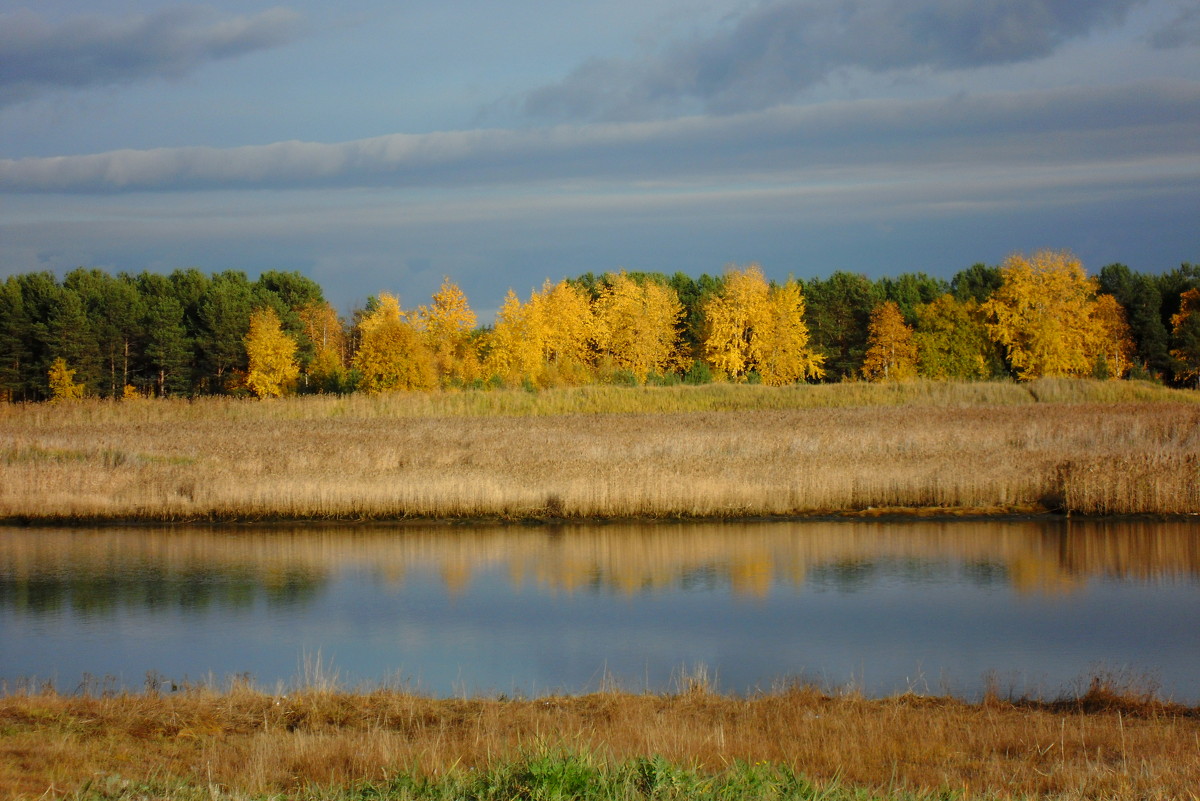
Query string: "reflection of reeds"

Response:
xmin=3 ymin=520 xmax=1198 ymax=604
xmin=1 ymin=677 xmax=1197 ymax=799
xmin=2 ymin=383 xmax=1199 ymax=521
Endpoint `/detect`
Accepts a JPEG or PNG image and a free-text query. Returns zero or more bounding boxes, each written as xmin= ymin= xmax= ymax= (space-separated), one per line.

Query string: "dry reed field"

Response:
xmin=1 ymin=680 xmax=1198 ymax=800
xmin=1 ymin=380 xmax=1198 ymax=521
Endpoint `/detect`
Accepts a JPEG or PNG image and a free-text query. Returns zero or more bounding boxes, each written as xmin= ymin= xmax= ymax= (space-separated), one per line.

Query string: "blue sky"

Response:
xmin=2 ymin=0 xmax=1198 ymax=317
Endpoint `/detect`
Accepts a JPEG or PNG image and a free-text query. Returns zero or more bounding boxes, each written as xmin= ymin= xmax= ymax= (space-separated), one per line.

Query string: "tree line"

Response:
xmin=2 ymin=251 xmax=1199 ymax=402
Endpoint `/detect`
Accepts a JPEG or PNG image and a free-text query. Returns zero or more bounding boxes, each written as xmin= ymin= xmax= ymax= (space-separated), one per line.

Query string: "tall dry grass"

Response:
xmin=1 ymin=380 xmax=1198 ymax=521
xmin=2 ymin=679 xmax=1198 ymax=800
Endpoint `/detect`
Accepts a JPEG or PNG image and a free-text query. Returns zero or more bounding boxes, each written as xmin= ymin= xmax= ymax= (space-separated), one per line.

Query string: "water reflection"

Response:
xmin=2 ymin=520 xmax=1197 ymax=612
xmin=2 ymin=520 xmax=1198 ymax=698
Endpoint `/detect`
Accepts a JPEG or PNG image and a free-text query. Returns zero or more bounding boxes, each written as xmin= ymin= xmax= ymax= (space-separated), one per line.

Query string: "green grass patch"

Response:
xmin=61 ymin=750 xmax=967 ymax=800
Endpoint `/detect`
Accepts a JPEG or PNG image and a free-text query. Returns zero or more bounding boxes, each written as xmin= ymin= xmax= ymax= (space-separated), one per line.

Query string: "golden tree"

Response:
xmin=757 ymin=279 xmax=824 ymax=385
xmin=862 ymin=300 xmax=918 ymax=381
xmin=1091 ymin=293 xmax=1136 ymax=379
xmin=593 ymin=272 xmax=683 ymax=383
xmin=244 ymin=307 xmax=300 ymax=398
xmin=1170 ymin=288 xmax=1200 ymax=388
xmin=531 ymin=280 xmax=594 ymax=381
xmin=352 ymin=292 xmax=437 ymax=393
xmin=983 ymin=250 xmax=1104 ymax=380
xmin=702 ymin=264 xmax=822 ymax=383
xmin=483 ymin=290 xmax=543 ymax=385
xmin=703 ymin=264 xmax=770 ymax=378
xmin=47 ymin=357 xmax=85 ymax=402
xmin=415 ymin=278 xmax=478 ymax=384
xmin=297 ymin=301 xmax=347 ymax=390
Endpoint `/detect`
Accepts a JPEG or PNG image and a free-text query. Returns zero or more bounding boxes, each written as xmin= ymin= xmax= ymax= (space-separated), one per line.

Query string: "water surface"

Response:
xmin=2 ymin=520 xmax=1198 ymax=700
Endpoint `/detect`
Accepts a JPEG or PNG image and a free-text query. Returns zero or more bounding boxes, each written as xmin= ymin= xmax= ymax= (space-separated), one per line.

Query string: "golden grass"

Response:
xmin=1 ymin=381 xmax=1198 ymax=521
xmin=2 ymin=680 xmax=1198 ymax=800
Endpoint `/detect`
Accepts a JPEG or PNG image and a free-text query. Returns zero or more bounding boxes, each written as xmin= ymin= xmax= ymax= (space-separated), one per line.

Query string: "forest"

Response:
xmin=2 ymin=249 xmax=1198 ymax=402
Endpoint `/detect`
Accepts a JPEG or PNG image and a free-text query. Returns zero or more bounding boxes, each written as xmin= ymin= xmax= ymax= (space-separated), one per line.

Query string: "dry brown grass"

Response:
xmin=1 ymin=681 xmax=1197 ymax=800
xmin=1 ymin=381 xmax=1198 ymax=521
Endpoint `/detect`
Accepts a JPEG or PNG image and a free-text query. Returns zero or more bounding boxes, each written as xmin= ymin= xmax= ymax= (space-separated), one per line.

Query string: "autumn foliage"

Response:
xmin=244 ymin=307 xmax=300 ymax=398
xmin=2 ymin=251 xmax=1196 ymax=402
xmin=702 ymin=264 xmax=823 ymax=384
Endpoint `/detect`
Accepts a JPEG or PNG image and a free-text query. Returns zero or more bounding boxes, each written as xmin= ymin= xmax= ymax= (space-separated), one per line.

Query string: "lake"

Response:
xmin=2 ymin=519 xmax=1198 ymax=701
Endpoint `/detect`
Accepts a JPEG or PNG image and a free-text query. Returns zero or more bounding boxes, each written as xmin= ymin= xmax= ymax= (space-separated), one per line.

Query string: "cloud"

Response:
xmin=1 ymin=80 xmax=1197 ymax=194
xmin=1149 ymin=5 xmax=1200 ymax=48
xmin=0 ymin=6 xmax=305 ymax=107
xmin=523 ymin=0 xmax=1145 ymax=121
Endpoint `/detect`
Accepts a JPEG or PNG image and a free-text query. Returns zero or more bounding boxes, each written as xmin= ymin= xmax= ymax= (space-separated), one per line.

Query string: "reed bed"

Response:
xmin=2 ymin=678 xmax=1197 ymax=800
xmin=2 ymin=381 xmax=1198 ymax=521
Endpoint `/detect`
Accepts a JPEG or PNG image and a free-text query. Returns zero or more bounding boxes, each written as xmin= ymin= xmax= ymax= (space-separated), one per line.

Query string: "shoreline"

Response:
xmin=3 ymin=678 xmax=1197 ymax=800
xmin=5 ymin=504 xmax=1200 ymax=528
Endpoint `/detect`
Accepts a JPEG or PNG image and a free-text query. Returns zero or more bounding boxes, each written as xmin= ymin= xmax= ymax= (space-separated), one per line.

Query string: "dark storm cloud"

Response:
xmin=0 ymin=6 xmax=304 ymax=107
xmin=524 ymin=0 xmax=1146 ymax=121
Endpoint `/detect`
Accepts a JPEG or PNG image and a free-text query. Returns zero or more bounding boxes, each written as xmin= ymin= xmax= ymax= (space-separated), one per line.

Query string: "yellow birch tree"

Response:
xmin=244 ymin=307 xmax=300 ymax=398
xmin=702 ymin=264 xmax=822 ymax=383
xmin=862 ymin=300 xmax=918 ymax=381
xmin=297 ymin=301 xmax=346 ymax=391
xmin=352 ymin=292 xmax=437 ymax=393
xmin=983 ymin=250 xmax=1104 ymax=380
xmin=415 ymin=278 xmax=478 ymax=385
xmin=483 ymin=290 xmax=543 ymax=385
xmin=1090 ymin=293 xmax=1136 ymax=379
xmin=758 ymin=279 xmax=824 ymax=385
xmin=593 ymin=272 xmax=683 ymax=383
xmin=530 ymin=280 xmax=594 ymax=383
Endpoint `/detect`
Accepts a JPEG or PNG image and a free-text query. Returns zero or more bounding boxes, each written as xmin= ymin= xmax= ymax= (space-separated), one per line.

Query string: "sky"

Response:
xmin=2 ymin=0 xmax=1198 ymax=318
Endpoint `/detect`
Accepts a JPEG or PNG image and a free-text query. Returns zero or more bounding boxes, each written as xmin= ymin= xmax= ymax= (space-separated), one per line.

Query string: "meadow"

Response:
xmin=1 ymin=379 xmax=1198 ymax=522
xmin=2 ymin=675 xmax=1198 ymax=800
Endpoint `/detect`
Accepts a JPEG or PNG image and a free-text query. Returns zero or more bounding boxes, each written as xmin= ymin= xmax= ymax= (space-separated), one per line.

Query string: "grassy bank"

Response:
xmin=2 ymin=380 xmax=1199 ymax=522
xmin=2 ymin=677 xmax=1197 ymax=800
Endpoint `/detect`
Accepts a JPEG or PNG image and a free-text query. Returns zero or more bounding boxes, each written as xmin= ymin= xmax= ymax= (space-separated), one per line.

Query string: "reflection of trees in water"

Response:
xmin=0 ymin=560 xmax=323 ymax=617
xmin=1 ymin=520 xmax=1197 ymax=611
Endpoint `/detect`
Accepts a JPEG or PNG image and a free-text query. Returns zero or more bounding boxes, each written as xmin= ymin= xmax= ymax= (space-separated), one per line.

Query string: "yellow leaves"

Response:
xmin=983 ymin=250 xmax=1105 ymax=380
xmin=244 ymin=307 xmax=300 ymax=398
xmin=484 ymin=280 xmax=597 ymax=387
xmin=47 ymin=357 xmax=85 ymax=402
xmin=861 ymin=301 xmax=917 ymax=382
xmin=1170 ymin=288 xmax=1200 ymax=387
xmin=351 ymin=292 xmax=437 ymax=393
xmin=701 ymin=264 xmax=823 ymax=384
xmin=594 ymin=272 xmax=683 ymax=383
xmin=416 ymin=278 xmax=478 ymax=384
xmin=532 ymin=280 xmax=595 ymax=374
xmin=297 ymin=301 xmax=347 ymax=390
xmin=484 ymin=289 xmax=544 ymax=386
xmin=758 ymin=279 xmax=824 ymax=386
xmin=1092 ymin=294 xmax=1136 ymax=379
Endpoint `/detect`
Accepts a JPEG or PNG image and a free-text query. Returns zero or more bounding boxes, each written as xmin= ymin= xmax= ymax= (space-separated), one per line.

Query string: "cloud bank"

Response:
xmin=0 ymin=6 xmax=304 ymax=107
xmin=2 ymin=80 xmax=1197 ymax=194
xmin=523 ymin=0 xmax=1146 ymax=121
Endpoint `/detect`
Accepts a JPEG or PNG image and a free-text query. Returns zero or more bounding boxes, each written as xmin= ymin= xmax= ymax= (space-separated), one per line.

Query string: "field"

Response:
xmin=1 ymin=379 xmax=1198 ymax=522
xmin=2 ymin=676 xmax=1198 ymax=800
